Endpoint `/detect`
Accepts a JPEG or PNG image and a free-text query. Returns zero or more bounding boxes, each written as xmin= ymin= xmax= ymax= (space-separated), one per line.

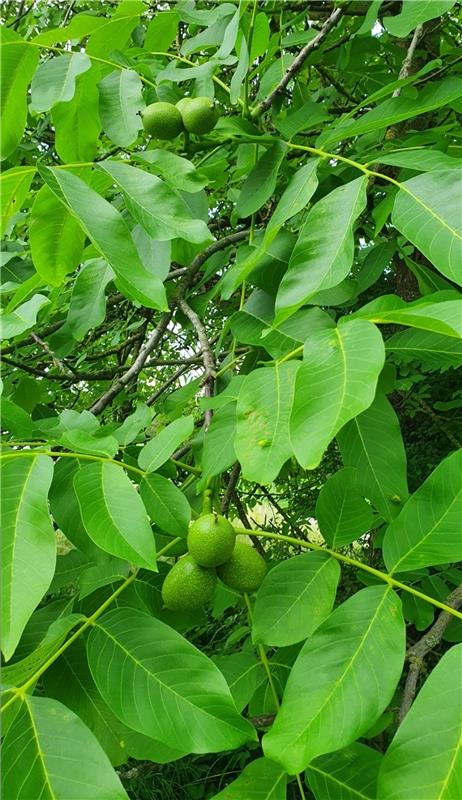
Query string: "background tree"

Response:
xmin=1 ymin=1 xmax=462 ymax=798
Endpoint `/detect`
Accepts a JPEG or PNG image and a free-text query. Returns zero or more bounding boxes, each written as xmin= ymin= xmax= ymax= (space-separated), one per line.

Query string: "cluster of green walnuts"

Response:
xmin=141 ymin=96 xmax=218 ymax=140
xmin=162 ymin=513 xmax=268 ymax=613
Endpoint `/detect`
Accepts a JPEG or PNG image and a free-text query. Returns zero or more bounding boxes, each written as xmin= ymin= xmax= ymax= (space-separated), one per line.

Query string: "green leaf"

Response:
xmin=43 ymin=639 xmax=128 ymax=766
xmin=337 ymin=393 xmax=409 ymax=522
xmin=140 ymin=473 xmax=191 ymax=538
xmin=263 ymin=586 xmax=405 ymax=774
xmin=86 ymin=1 xmax=145 ymax=58
xmin=30 ymin=185 xmax=86 ymax=286
xmin=306 ymin=742 xmax=383 ymax=800
xmin=138 ymin=415 xmax=194 ymax=472
xmin=59 ymin=430 xmax=119 ymax=459
xmin=0 ymin=28 xmax=39 ymax=160
xmin=0 ymin=294 xmax=49 ymax=339
xmin=2 ymin=613 xmax=84 ymax=688
xmin=384 ymin=0 xmax=457 ymax=37
xmin=87 ymin=607 xmax=257 ymax=753
xmin=144 ymin=10 xmax=179 ymax=51
xmin=2 ymin=695 xmax=128 ymax=799
xmin=51 ymin=68 xmax=101 ymax=163
xmin=210 ymin=757 xmax=287 ymax=799
xmin=275 ymin=177 xmax=368 ymax=324
xmin=135 ymin=149 xmax=208 ymax=193
xmin=199 ymin=404 xmax=237 ymax=489
xmin=39 ymin=166 xmax=168 ymax=310
xmin=0 ymin=398 xmax=37 ymax=438
xmin=48 ymin=458 xmax=103 ymax=561
xmin=386 ymin=327 xmax=462 ymax=369
xmin=0 ymin=167 xmax=34 ymax=235
xmin=74 ymin=462 xmax=157 ymax=570
xmin=30 ymin=52 xmax=91 ymax=112
xmin=98 ymin=69 xmax=143 ymax=147
xmin=97 ymin=160 xmax=213 ymax=244
xmin=252 ymin=552 xmax=340 ymax=647
xmin=316 ymin=467 xmax=374 ymax=548
xmin=377 ymin=644 xmax=462 ymax=800
xmin=222 ymin=159 xmax=319 ymax=297
xmin=235 ymin=361 xmax=300 ymax=484
xmin=32 ymin=13 xmax=106 ymax=45
xmin=354 ymin=292 xmax=462 ymax=338
xmin=67 ymin=259 xmax=114 ymax=341
xmin=377 ymin=149 xmax=462 ymax=172
xmin=383 ymin=448 xmax=462 ymax=574
xmin=1 ymin=455 xmax=56 ymax=661
xmin=231 ymin=293 xmax=334 ymax=359
xmin=212 ymin=651 xmax=266 ymax=712
xmin=114 ymin=403 xmax=153 ymax=447
xmin=321 ymin=78 xmax=462 ymax=146
xmin=290 ymin=320 xmax=385 ymax=470
xmin=392 ymin=172 xmax=462 ymax=285
xmin=236 ymin=141 xmax=288 ymax=219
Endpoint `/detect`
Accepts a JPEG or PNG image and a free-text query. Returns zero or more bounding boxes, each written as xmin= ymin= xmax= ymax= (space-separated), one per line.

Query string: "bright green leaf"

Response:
xmin=138 ymin=416 xmax=194 ymax=472
xmin=383 ymin=448 xmax=462 ymax=574
xmin=252 ymin=552 xmax=340 ymax=647
xmin=354 ymin=292 xmax=462 ymax=338
xmin=74 ymin=462 xmax=157 ymax=569
xmin=140 ymin=473 xmax=191 ymax=538
xmin=377 ymin=644 xmax=462 ymax=800
xmin=290 ymin=320 xmax=385 ymax=470
xmin=0 ymin=167 xmax=34 ymax=235
xmin=30 ymin=52 xmax=91 ymax=112
xmin=384 ymin=0 xmax=457 ymax=37
xmin=263 ymin=586 xmax=405 ymax=774
xmin=392 ymin=172 xmax=462 ymax=285
xmin=30 ymin=185 xmax=86 ymax=285
xmin=337 ymin=393 xmax=409 ymax=522
xmin=39 ymin=166 xmax=168 ymax=310
xmin=235 ymin=361 xmax=300 ymax=484
xmin=275 ymin=177 xmax=368 ymax=324
xmin=306 ymin=742 xmax=382 ymax=800
xmin=1 ymin=294 xmax=49 ymax=340
xmin=98 ymin=69 xmax=143 ymax=148
xmin=316 ymin=467 xmax=374 ymax=548
xmin=0 ymin=28 xmax=39 ymax=160
xmin=2 ymin=695 xmax=128 ymax=799
xmin=1 ymin=455 xmax=56 ymax=661
xmin=87 ymin=607 xmax=257 ymax=753
xmin=211 ymin=757 xmax=287 ymax=799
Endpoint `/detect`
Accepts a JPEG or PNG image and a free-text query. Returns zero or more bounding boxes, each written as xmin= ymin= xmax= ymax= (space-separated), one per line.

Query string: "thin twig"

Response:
xmin=393 ymin=24 xmax=425 ymax=98
xmin=89 ymin=313 xmax=171 ymax=415
xmin=221 ymin=463 xmax=241 ymax=516
xmin=251 ymin=7 xmax=343 ymax=118
xmin=398 ymin=582 xmax=462 ymax=723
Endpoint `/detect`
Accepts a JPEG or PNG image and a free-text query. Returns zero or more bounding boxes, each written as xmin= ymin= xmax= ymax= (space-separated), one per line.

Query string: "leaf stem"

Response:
xmin=0 ymin=448 xmax=201 ymax=476
xmin=236 ymin=528 xmax=462 ymax=620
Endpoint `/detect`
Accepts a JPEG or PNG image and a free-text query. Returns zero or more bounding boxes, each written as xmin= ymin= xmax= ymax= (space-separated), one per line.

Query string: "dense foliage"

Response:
xmin=1 ymin=1 xmax=462 ymax=798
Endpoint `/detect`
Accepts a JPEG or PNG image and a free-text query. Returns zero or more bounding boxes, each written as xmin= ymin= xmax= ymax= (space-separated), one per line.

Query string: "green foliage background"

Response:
xmin=1 ymin=1 xmax=462 ymax=798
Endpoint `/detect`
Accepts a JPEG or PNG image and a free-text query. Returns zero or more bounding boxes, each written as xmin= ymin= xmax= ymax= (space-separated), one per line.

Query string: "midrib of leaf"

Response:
xmin=93 ymin=621 xmax=246 ymax=736
xmin=6 ymin=459 xmax=37 ymax=631
xmin=352 ymin=417 xmax=390 ymax=516
xmin=264 ymin=364 xmax=283 ymax=476
xmin=390 ymin=485 xmax=462 ymax=574
xmin=287 ymin=586 xmax=392 ymax=755
xmin=436 ymin=731 xmax=462 ymax=800
xmin=307 ymin=762 xmax=372 ymax=800
xmin=24 ymin=697 xmax=56 ymax=800
xmin=262 ymin=557 xmax=333 ymax=634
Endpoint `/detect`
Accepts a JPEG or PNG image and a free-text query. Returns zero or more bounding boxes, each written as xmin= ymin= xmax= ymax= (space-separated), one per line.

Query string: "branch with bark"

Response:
xmin=398 ymin=582 xmax=462 ymax=723
xmin=251 ymin=7 xmax=343 ymax=118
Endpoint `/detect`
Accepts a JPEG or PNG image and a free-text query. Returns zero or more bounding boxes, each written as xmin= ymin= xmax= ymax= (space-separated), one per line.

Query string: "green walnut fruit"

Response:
xmin=161 ymin=555 xmax=217 ymax=613
xmin=176 ymin=96 xmax=218 ymax=134
xmin=187 ymin=513 xmax=236 ymax=568
xmin=217 ymin=542 xmax=267 ymax=593
xmin=141 ymin=102 xmax=184 ymax=140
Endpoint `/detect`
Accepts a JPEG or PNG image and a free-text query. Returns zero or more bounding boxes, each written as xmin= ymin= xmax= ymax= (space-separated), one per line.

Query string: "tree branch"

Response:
xmin=178 ymin=297 xmax=215 ymax=429
xmin=392 ymin=24 xmax=425 ymax=98
xmin=251 ymin=7 xmax=343 ymax=118
xmin=89 ymin=313 xmax=171 ymax=415
xmin=398 ymin=582 xmax=462 ymax=723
